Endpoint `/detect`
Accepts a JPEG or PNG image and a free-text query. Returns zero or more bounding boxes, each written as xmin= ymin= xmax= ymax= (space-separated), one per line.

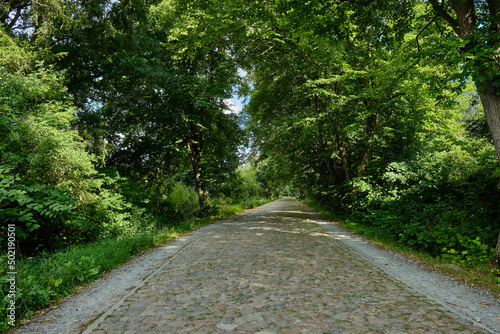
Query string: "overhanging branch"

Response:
xmin=394 ymin=15 xmax=439 ymax=83
xmin=427 ymin=0 xmax=460 ymax=35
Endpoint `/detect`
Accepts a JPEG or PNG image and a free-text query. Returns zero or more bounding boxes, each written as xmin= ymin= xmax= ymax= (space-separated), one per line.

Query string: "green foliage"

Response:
xmin=0 ymin=29 xmax=32 ymax=71
xmin=76 ymin=168 xmax=169 ymax=241
xmin=442 ymin=236 xmax=494 ymax=268
xmin=335 ymin=144 xmax=500 ymax=266
xmin=0 ymin=68 xmax=93 ymax=190
xmin=165 ymin=181 xmax=200 ymax=221
xmin=0 ymin=32 xmax=101 ymax=253
xmin=0 ymin=165 xmax=86 ymax=253
xmin=224 ymin=166 xmax=264 ymax=202
xmin=0 ymin=60 xmax=96 ymax=195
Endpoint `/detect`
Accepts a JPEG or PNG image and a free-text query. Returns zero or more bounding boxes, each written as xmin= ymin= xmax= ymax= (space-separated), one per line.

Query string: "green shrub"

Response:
xmin=441 ymin=236 xmax=494 ymax=267
xmin=321 ymin=143 xmax=500 ymax=267
xmin=166 ymin=181 xmax=200 ymax=221
xmin=226 ymin=166 xmax=264 ymax=202
xmin=0 ymin=40 xmax=102 ymax=254
xmin=0 ymin=165 xmax=88 ymax=254
xmin=0 ymin=64 xmax=97 ymax=197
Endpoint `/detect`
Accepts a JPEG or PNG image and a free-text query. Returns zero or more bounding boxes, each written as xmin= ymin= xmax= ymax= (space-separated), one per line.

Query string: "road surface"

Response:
xmin=79 ymin=198 xmax=487 ymax=333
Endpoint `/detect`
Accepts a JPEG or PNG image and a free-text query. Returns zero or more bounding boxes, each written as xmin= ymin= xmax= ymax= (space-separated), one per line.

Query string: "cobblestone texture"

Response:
xmin=84 ymin=198 xmax=486 ymax=333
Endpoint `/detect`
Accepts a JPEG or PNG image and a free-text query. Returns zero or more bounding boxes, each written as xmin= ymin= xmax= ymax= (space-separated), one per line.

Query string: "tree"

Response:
xmin=53 ymin=0 xmax=247 ymax=209
xmin=423 ymin=0 xmax=500 ymax=265
xmin=126 ymin=0 xmax=247 ymax=208
xmin=0 ymin=29 xmax=97 ymax=252
xmin=244 ymin=0 xmax=425 ymax=196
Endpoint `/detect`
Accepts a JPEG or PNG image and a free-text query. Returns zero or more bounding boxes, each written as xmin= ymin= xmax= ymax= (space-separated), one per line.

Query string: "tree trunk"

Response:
xmin=187 ymin=106 xmax=206 ymax=209
xmin=478 ymin=91 xmax=500 ymax=166
xmin=357 ymin=111 xmax=380 ymax=177
xmin=493 ymin=229 xmax=500 ymax=268
xmin=335 ymin=134 xmax=351 ymax=182
xmin=478 ymin=90 xmax=500 ymax=266
xmin=327 ymin=157 xmax=343 ymax=186
xmin=187 ymin=140 xmax=206 ymax=209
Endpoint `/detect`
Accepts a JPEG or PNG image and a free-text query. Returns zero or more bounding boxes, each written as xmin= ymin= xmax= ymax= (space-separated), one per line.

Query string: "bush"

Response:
xmin=165 ymin=181 xmax=200 ymax=221
xmin=0 ymin=37 xmax=100 ymax=254
xmin=79 ymin=170 xmax=157 ymax=240
xmin=326 ymin=144 xmax=500 ymax=267
xmin=227 ymin=166 xmax=264 ymax=202
xmin=0 ymin=165 xmax=159 ymax=255
xmin=0 ymin=64 xmax=96 ymax=197
xmin=0 ymin=165 xmax=88 ymax=254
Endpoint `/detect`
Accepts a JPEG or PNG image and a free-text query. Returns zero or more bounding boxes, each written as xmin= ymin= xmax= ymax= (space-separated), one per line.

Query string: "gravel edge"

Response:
xmin=10 ymin=205 xmax=268 ymax=334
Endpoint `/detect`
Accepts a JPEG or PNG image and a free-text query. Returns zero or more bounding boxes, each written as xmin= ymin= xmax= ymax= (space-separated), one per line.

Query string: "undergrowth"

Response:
xmin=218 ymin=197 xmax=270 ymax=217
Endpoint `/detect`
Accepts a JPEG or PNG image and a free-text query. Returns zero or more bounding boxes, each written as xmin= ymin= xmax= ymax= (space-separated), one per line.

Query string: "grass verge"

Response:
xmin=301 ymin=199 xmax=500 ymax=299
xmin=218 ymin=197 xmax=271 ymax=217
xmin=0 ymin=197 xmax=271 ymax=333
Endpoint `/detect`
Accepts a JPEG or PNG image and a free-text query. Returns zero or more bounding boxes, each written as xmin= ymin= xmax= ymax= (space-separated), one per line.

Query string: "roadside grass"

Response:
xmin=0 ymin=197 xmax=271 ymax=333
xmin=302 ymin=199 xmax=500 ymax=299
xmin=218 ymin=197 xmax=270 ymax=217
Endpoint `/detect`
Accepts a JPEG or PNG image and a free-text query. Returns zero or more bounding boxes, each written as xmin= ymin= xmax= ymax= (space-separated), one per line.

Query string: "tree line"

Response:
xmin=243 ymin=0 xmax=500 ymax=266
xmin=1 ymin=0 xmax=499 ymax=308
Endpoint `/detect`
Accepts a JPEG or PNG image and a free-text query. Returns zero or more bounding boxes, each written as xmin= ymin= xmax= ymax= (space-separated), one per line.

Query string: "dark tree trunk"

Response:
xmin=357 ymin=112 xmax=380 ymax=177
xmin=187 ymin=139 xmax=206 ymax=209
xmin=187 ymin=105 xmax=207 ymax=209
xmin=335 ymin=133 xmax=351 ymax=182
xmin=478 ymin=90 xmax=500 ymax=266
xmin=478 ymin=91 xmax=500 ymax=169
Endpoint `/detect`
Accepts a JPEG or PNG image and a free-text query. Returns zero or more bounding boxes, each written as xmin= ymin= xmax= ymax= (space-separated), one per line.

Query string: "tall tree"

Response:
xmin=245 ymin=0 xmax=422 ymax=195
xmin=143 ymin=0 xmax=246 ymax=208
xmin=424 ymin=0 xmax=500 ymax=265
xmin=425 ymin=1 xmax=500 ymax=166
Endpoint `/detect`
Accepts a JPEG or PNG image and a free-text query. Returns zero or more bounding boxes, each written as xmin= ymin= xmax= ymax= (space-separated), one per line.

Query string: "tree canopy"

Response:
xmin=1 ymin=0 xmax=500 ymax=314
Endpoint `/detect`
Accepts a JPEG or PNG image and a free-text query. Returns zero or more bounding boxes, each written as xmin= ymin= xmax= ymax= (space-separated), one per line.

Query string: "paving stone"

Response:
xmin=87 ymin=198 xmax=487 ymax=333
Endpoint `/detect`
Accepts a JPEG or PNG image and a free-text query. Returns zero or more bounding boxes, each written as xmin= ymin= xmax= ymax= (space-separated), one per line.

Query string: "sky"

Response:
xmin=224 ymin=97 xmax=244 ymax=114
xmin=224 ymin=69 xmax=248 ymax=115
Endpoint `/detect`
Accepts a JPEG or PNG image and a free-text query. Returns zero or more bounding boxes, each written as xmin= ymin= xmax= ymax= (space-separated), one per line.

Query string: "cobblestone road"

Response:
xmin=84 ymin=198 xmax=486 ymax=333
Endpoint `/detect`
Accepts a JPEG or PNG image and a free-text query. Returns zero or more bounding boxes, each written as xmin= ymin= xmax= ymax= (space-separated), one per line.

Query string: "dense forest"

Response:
xmin=1 ymin=0 xmax=500 ymax=330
